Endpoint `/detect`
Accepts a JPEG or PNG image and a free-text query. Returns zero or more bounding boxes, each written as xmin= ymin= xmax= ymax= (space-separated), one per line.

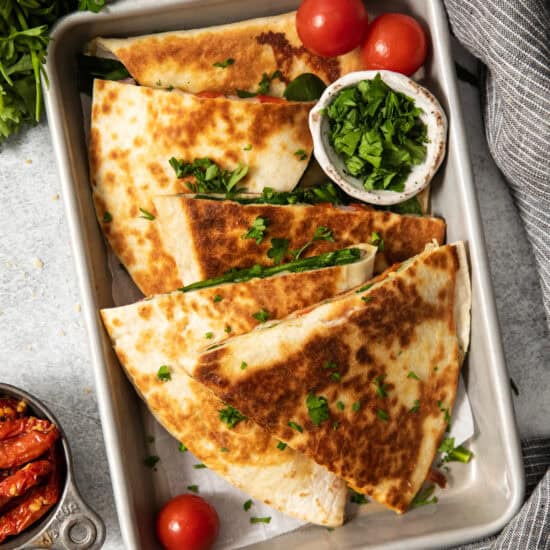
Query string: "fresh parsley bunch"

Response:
xmin=0 ymin=0 xmax=104 ymax=144
xmin=326 ymin=73 xmax=429 ymax=193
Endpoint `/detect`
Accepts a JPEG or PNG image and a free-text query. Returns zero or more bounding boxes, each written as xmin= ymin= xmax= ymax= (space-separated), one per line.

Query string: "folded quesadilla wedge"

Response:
xmin=154 ymin=195 xmax=446 ymax=285
xmin=91 ymin=11 xmax=362 ymax=95
xmin=189 ymin=242 xmax=471 ymax=513
xmin=89 ymin=79 xmax=313 ymax=295
xmin=100 ymin=244 xmax=377 ymax=526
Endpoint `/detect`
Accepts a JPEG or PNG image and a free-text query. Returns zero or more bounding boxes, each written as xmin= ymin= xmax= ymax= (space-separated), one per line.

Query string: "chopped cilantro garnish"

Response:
xmin=437 ymin=400 xmax=451 ymax=426
xmin=178 ymin=442 xmax=187 ymax=452
xmin=250 ymin=516 xmax=271 ymax=524
xmin=240 ymin=361 xmax=248 ymax=370
xmin=213 ymin=58 xmax=235 ymax=68
xmin=370 ymin=231 xmax=385 ymax=251
xmin=291 ymin=225 xmax=334 ymax=259
xmin=213 ymin=294 xmax=223 ymax=302
xmin=220 ymin=447 xmax=229 ymax=453
xmin=276 ymin=441 xmax=287 ymax=450
xmin=193 ymin=463 xmax=207 ymax=469
xmin=224 ymin=325 xmax=232 ymax=333
xmin=288 ymin=421 xmax=303 ymax=433
xmin=349 ymin=489 xmax=368 ymax=505
xmin=157 ymin=365 xmax=171 ymax=382
xmin=324 ymin=360 xmax=338 ymax=370
xmin=143 ymin=455 xmax=159 ymax=468
xmin=411 ymin=484 xmax=438 ymax=508
xmin=325 ymin=73 xmax=428 ymax=193
xmin=237 ymin=70 xmax=282 ymax=97
xmin=205 ymin=332 xmax=214 ymax=339
xmin=313 ymin=226 xmax=335 ymax=242
xmin=410 ymin=399 xmax=420 ymax=413
xmin=294 ymin=149 xmax=308 ymax=161
xmin=407 ymin=371 xmax=421 ymax=380
xmin=376 ymin=409 xmax=389 ymax=422
xmin=187 ymin=485 xmax=199 ymax=493
xmin=332 ymin=421 xmax=339 ymax=430
xmin=361 ymin=296 xmax=373 ymax=303
xmin=330 ymin=372 xmax=342 ymax=382
xmin=243 ymin=499 xmax=253 ymax=511
xmin=352 ymin=401 xmax=361 ymax=412
xmin=169 ymin=157 xmax=249 ymax=195
xmin=241 ymin=216 xmax=268 ymax=244
xmin=438 ymin=437 xmax=474 ymax=464
xmin=373 ymin=375 xmax=388 ymax=398
xmin=219 ymin=405 xmax=247 ymax=428
xmin=306 ymin=393 xmax=330 ymax=426
xmin=243 ymin=143 xmax=253 ymax=151
xmin=267 ymin=238 xmax=290 ymax=265
xmin=103 ymin=211 xmax=112 ymax=223
xmin=139 ymin=207 xmax=155 ymax=221
xmin=336 ymin=400 xmax=345 ymax=411
xmin=253 ymin=309 xmax=270 ymax=323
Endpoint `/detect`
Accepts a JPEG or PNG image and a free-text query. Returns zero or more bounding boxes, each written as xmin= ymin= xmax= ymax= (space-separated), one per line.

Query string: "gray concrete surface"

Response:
xmin=0 ymin=28 xmax=548 ymax=550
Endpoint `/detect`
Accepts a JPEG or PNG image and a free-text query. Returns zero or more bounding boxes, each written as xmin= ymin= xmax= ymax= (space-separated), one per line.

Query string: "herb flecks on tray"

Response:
xmin=325 ymin=73 xmax=428 ymax=193
xmin=179 ymin=248 xmax=362 ymax=293
xmin=0 ymin=2 xmax=105 ymax=143
xmin=169 ymin=157 xmax=249 ymax=195
xmin=438 ymin=437 xmax=474 ymax=464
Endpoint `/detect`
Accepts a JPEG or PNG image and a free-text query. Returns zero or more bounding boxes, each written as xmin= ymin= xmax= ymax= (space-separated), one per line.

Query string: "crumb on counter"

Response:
xmin=33 ymin=258 xmax=44 ymax=269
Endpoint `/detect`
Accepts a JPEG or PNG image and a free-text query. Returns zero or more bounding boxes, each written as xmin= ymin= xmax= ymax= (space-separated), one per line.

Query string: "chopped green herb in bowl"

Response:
xmin=309 ymin=70 xmax=447 ymax=206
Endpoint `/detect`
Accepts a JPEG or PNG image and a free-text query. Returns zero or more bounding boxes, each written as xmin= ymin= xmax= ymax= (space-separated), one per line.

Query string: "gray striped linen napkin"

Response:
xmin=444 ymin=0 xmax=550 ymax=548
xmin=443 ymin=0 xmax=550 ymax=323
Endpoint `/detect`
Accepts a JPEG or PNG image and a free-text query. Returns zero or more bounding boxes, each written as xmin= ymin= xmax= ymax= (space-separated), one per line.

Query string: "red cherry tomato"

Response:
xmin=156 ymin=494 xmax=220 ymax=550
xmin=195 ymin=91 xmax=224 ymax=98
xmin=360 ymin=13 xmax=427 ymax=76
xmin=296 ymin=0 xmax=369 ymax=58
xmin=256 ymin=95 xmax=287 ymax=103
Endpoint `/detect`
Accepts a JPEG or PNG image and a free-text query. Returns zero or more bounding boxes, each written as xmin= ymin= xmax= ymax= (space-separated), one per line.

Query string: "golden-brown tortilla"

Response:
xmin=100 ymin=245 xmax=376 ymax=526
xmin=188 ymin=243 xmax=469 ymax=513
xmin=154 ymin=195 xmax=446 ymax=284
xmin=92 ymin=11 xmax=362 ymax=95
xmin=89 ymin=79 xmax=313 ymax=295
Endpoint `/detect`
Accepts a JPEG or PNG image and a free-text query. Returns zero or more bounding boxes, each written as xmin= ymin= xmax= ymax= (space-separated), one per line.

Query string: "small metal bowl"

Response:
xmin=309 ymin=70 xmax=448 ymax=206
xmin=0 ymin=383 xmax=105 ymax=550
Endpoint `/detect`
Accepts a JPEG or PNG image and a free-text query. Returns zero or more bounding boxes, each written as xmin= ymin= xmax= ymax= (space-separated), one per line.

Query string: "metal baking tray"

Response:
xmin=43 ymin=0 xmax=525 ymax=548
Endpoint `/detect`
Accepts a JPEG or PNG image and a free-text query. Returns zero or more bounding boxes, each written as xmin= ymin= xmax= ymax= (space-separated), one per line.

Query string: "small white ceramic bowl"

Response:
xmin=309 ymin=70 xmax=448 ymax=206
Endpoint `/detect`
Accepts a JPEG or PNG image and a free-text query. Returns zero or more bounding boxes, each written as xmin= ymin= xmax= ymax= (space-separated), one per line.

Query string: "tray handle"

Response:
xmin=24 ymin=481 xmax=106 ymax=549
